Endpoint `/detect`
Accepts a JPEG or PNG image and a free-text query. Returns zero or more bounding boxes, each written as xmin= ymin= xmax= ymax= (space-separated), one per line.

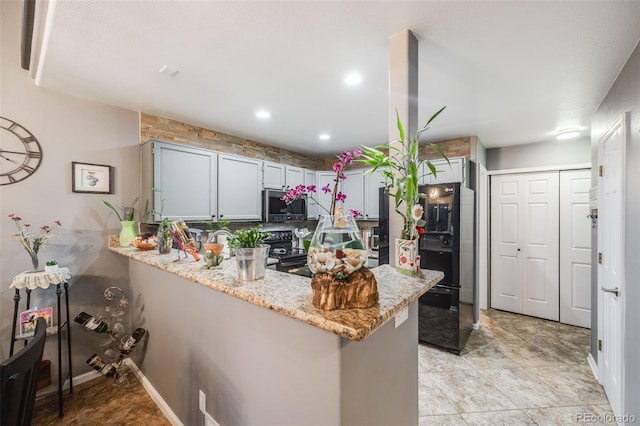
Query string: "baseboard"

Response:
xmin=36 ymin=370 xmax=100 ymax=399
xmin=588 ymin=352 xmax=599 ymax=382
xmin=123 ymin=358 xmax=183 ymax=426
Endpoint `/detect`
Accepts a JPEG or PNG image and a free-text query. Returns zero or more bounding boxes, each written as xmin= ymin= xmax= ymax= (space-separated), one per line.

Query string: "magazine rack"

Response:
xmin=9 ymin=268 xmax=73 ymax=417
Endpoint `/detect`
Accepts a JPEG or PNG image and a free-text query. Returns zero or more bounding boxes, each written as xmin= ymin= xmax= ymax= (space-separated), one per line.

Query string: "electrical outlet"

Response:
xmin=199 ymin=389 xmax=206 ymax=412
xmin=395 ymin=305 xmax=409 ymax=328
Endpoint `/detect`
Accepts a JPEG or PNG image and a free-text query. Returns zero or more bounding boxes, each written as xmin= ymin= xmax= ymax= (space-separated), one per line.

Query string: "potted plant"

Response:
xmin=44 ymin=260 xmax=58 ymax=272
xmin=359 ymin=107 xmax=449 ymax=274
xmin=103 ymin=197 xmax=139 ymax=247
xmin=226 ymin=225 xmax=271 ymax=281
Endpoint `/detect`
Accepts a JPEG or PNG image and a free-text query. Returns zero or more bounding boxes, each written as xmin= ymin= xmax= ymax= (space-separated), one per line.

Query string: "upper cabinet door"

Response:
xmin=218 ymin=155 xmax=263 ymax=221
xmin=304 ymin=169 xmax=318 ymax=219
xmin=341 ymin=169 xmax=365 ymax=217
xmin=364 ymin=168 xmax=385 ymax=220
xmin=315 ymin=171 xmax=335 ymax=218
xmin=263 ymin=161 xmax=285 ymax=190
xmin=420 ymin=158 xmax=466 ymax=185
xmin=151 ymin=142 xmax=217 ymax=221
xmin=285 ymin=166 xmax=305 ymax=189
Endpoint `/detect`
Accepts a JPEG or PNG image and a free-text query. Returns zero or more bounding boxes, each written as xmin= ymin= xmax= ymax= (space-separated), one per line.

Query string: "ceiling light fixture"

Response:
xmin=556 ymin=129 xmax=581 ymax=140
xmin=256 ymin=110 xmax=271 ymax=119
xmin=344 ymin=73 xmax=363 ymax=86
xmin=319 ymin=133 xmax=331 ymax=141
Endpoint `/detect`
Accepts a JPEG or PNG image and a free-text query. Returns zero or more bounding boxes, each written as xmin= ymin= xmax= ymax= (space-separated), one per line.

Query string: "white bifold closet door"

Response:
xmin=491 ymin=172 xmax=560 ymax=321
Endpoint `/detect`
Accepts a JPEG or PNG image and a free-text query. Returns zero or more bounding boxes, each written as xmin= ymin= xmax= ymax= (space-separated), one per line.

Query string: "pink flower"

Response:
xmin=54 ymin=220 xmax=62 ymax=226
xmin=349 ymin=209 xmax=363 ymax=218
xmin=335 ymin=192 xmax=346 ymax=202
xmin=306 ymin=185 xmax=316 ymax=193
xmin=41 ymin=225 xmax=51 ymax=233
xmin=353 ymin=149 xmax=362 ymax=158
xmin=332 ymin=162 xmax=343 ymax=173
xmin=322 ymin=183 xmax=332 ymax=194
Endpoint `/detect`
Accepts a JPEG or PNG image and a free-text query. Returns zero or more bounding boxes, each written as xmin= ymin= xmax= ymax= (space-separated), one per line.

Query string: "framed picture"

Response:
xmin=72 ymin=161 xmax=113 ymax=194
xmin=19 ymin=307 xmax=53 ymax=336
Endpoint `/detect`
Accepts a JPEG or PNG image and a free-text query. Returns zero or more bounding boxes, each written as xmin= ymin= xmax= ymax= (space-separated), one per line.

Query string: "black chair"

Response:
xmin=1 ymin=316 xmax=47 ymax=426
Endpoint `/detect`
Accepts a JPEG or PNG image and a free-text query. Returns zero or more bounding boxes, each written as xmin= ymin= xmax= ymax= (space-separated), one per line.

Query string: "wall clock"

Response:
xmin=0 ymin=116 xmax=43 ymax=185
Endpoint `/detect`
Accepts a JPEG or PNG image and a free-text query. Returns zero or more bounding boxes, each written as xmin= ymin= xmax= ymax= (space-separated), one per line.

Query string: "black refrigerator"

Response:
xmin=418 ymin=182 xmax=475 ymax=353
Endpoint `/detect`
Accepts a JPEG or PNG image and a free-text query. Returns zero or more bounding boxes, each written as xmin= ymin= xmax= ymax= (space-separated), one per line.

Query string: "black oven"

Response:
xmin=262 ymin=190 xmax=307 ymax=222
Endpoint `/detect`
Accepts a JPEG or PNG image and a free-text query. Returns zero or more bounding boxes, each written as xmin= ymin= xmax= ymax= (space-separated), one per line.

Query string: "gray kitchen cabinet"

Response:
xmin=263 ymin=161 xmax=285 ymax=190
xmin=315 ymin=171 xmax=335 ymax=218
xmin=304 ymin=169 xmax=318 ymax=219
xmin=285 ymin=166 xmax=305 ymax=189
xmin=419 ymin=157 xmax=469 ymax=186
xmin=218 ymin=154 xmax=263 ymax=220
xmin=364 ymin=168 xmax=385 ymax=220
xmin=140 ymin=141 xmax=217 ymax=222
xmin=341 ymin=169 xmax=365 ymax=218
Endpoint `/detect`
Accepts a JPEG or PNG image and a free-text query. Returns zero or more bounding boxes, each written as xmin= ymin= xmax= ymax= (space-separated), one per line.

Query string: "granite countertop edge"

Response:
xmin=108 ymin=238 xmax=443 ymax=341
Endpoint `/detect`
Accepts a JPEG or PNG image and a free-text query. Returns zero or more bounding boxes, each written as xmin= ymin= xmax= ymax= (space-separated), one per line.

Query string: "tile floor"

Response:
xmin=32 ymin=309 xmax=611 ymax=425
xmin=419 ymin=309 xmax=614 ymax=425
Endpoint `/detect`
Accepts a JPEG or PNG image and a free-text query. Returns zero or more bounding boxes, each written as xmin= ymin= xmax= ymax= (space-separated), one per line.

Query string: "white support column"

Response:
xmin=388 ymin=30 xmax=418 ymax=263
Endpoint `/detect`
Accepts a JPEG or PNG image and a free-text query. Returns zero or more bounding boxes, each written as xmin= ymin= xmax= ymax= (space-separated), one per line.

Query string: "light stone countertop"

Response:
xmin=108 ymin=241 xmax=443 ymax=341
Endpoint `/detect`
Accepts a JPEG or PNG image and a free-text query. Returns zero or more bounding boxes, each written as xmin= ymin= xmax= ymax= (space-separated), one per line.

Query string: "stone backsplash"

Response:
xmin=142 ymin=114 xmax=470 ymax=172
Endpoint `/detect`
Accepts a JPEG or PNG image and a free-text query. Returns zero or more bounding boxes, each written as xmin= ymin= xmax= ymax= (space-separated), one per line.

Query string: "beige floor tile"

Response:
xmin=497 ymin=339 xmax=566 ymax=367
xmin=419 ymin=343 xmax=474 ymax=373
xmin=523 ymin=404 xmax=617 ymax=425
xmin=461 ymin=409 xmax=536 ymax=425
xmin=428 ymin=369 xmax=517 ymax=413
xmin=478 ymin=367 xmax=570 ymax=408
xmin=525 ymin=364 xmax=609 ymax=405
xmin=419 ymin=382 xmax=459 ymax=416
xmin=419 ymin=414 xmax=468 ymax=425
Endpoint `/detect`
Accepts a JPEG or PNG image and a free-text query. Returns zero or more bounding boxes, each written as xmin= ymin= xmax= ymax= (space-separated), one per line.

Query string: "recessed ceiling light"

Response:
xmin=319 ymin=133 xmax=331 ymax=141
xmin=556 ymin=129 xmax=581 ymax=140
xmin=344 ymin=73 xmax=363 ymax=86
xmin=256 ymin=110 xmax=271 ymax=119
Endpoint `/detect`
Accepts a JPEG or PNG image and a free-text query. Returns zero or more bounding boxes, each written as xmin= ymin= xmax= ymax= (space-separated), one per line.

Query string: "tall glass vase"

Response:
xmin=119 ymin=221 xmax=138 ymax=247
xmin=307 ymin=215 xmax=367 ymax=280
xmin=29 ymin=250 xmax=40 ymax=271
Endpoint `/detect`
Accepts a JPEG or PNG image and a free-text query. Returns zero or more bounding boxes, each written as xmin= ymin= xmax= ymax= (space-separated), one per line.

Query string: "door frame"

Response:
xmin=596 ymin=112 xmax=627 ymax=418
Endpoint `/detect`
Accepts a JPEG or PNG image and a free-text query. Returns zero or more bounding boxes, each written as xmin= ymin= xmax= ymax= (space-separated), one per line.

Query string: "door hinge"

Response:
xmin=598 ymin=339 xmax=603 ymax=351
xmin=598 ymin=252 xmax=603 ymax=264
xmin=599 ymin=165 xmax=603 ymax=176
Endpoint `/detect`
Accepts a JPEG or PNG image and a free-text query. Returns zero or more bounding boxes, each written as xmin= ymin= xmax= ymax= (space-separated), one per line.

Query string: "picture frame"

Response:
xmin=72 ymin=161 xmax=113 ymax=194
xmin=19 ymin=307 xmax=53 ymax=336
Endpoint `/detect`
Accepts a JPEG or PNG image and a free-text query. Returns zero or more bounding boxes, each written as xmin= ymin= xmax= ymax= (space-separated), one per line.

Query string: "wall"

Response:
xmin=591 ymin=40 xmax=640 ymax=421
xmin=0 ymin=0 xmax=140 ymax=383
xmin=486 ymin=136 xmax=590 ymax=170
xmin=141 ymin=114 xmax=324 ymax=170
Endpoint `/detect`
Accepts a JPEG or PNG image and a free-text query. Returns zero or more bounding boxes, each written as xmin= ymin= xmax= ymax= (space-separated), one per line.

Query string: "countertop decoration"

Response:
xmin=108 ymin=241 xmax=443 ymax=340
xmin=103 ymin=197 xmax=139 ymax=247
xmin=359 ymin=106 xmax=449 ymax=274
xmin=227 ymin=225 xmax=270 ymax=281
xmin=284 ymin=150 xmax=380 ymax=310
xmin=7 ymin=213 xmax=62 ymax=271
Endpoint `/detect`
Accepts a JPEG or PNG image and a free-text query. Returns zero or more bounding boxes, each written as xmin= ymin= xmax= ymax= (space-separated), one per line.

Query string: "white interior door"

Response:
xmin=490 ymin=174 xmax=523 ymax=313
xmin=560 ymin=169 xmax=592 ymax=328
xmin=521 ymin=172 xmax=559 ymax=321
xmin=597 ymin=114 xmax=626 ymax=418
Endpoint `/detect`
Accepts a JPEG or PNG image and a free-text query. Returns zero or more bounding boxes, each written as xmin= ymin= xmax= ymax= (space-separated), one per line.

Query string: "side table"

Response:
xmin=9 ymin=268 xmax=73 ymax=417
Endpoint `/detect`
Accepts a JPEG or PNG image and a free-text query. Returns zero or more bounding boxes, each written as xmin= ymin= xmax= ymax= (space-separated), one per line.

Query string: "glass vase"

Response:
xmin=307 ymin=215 xmax=368 ymax=280
xmin=29 ymin=250 xmax=40 ymax=271
xmin=119 ymin=221 xmax=138 ymax=247
xmin=157 ymin=223 xmax=173 ymax=254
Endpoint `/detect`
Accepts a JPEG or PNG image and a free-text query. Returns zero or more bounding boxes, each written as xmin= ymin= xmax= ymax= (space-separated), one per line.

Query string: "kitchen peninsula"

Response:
xmin=109 ymin=242 xmax=442 ymax=425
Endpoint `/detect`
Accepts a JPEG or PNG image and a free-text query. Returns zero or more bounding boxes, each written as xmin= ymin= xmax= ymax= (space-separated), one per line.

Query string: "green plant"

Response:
xmin=141 ymin=187 xmax=164 ymax=223
xmin=227 ymin=225 xmax=271 ymax=250
xmin=103 ymin=197 xmax=139 ymax=222
xmin=201 ymin=218 xmax=230 ymax=234
xmin=359 ymin=107 xmax=449 ymax=240
xmin=46 ymin=260 xmax=57 ymax=266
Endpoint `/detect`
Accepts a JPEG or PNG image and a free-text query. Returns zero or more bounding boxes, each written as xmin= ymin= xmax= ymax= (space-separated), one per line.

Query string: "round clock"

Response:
xmin=0 ymin=116 xmax=43 ymax=185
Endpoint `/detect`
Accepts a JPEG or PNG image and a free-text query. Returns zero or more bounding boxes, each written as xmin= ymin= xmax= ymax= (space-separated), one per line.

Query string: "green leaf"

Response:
xmin=430 ymin=143 xmax=450 ymax=166
xmin=425 ymin=106 xmax=446 ymax=128
xmin=426 ymin=161 xmax=438 ymax=178
xmin=395 ymin=110 xmax=405 ymax=142
xmin=103 ymin=200 xmax=123 ymax=222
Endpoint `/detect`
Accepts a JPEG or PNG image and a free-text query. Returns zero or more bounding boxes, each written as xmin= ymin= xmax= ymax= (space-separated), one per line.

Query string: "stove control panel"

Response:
xmin=263 ymin=230 xmax=293 ymax=242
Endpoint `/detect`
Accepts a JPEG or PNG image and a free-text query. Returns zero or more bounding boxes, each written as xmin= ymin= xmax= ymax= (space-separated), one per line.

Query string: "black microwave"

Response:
xmin=262 ymin=190 xmax=307 ymax=222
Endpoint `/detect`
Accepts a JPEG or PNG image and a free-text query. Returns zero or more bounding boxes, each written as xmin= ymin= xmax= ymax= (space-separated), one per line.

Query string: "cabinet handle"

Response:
xmin=220 ymin=214 xmax=224 ymax=218
xmin=212 ymin=215 xmax=216 ymax=218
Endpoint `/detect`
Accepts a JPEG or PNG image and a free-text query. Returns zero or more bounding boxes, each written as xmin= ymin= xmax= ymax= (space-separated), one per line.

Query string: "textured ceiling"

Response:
xmin=34 ymin=1 xmax=640 ymax=154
